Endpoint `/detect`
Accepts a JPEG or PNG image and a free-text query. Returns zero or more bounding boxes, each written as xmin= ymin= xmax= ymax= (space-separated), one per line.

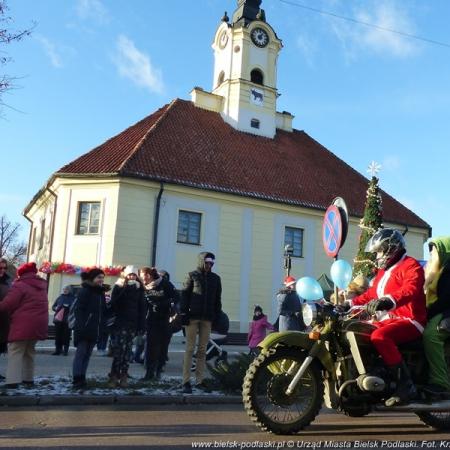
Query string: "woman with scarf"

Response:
xmin=109 ymin=265 xmax=146 ymax=387
xmin=140 ymin=267 xmax=175 ymax=380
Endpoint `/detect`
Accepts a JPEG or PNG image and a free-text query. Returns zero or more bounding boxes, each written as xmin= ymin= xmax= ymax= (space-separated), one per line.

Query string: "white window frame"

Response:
xmin=284 ymin=226 xmax=304 ymax=258
xmin=177 ymin=210 xmax=202 ymax=245
xmin=76 ymin=201 xmax=101 ymax=235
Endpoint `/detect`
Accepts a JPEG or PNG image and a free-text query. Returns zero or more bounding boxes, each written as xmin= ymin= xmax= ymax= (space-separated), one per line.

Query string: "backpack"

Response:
xmin=67 ymin=297 xmax=78 ymax=329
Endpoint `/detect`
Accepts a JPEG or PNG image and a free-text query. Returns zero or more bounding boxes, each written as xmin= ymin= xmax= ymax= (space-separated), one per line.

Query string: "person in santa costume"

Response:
xmin=350 ymin=228 xmax=427 ymax=407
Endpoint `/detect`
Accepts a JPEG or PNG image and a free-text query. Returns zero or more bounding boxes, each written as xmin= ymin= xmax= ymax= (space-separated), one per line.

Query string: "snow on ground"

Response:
xmin=0 ymin=375 xmax=223 ymax=396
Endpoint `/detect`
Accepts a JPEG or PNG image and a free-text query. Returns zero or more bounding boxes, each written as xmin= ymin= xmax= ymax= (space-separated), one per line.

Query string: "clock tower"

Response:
xmin=208 ymin=0 xmax=285 ymax=138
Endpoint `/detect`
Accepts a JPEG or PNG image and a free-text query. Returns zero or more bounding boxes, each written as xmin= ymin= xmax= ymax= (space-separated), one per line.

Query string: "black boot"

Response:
xmin=385 ymin=361 xmax=417 ymax=407
xmin=142 ymin=368 xmax=154 ymax=381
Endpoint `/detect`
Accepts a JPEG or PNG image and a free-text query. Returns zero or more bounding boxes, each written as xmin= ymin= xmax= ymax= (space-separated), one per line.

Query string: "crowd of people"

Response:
xmin=0 ymin=252 xmax=223 ymax=392
xmin=0 ymin=232 xmax=450 ymax=406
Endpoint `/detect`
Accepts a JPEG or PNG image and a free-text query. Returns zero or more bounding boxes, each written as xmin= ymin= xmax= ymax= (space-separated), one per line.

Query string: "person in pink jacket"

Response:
xmin=0 ymin=262 xmax=48 ymax=388
xmin=248 ymin=305 xmax=273 ymax=356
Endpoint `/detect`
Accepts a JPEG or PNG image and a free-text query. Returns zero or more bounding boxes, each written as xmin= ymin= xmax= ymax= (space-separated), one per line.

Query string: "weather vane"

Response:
xmin=367 ymin=161 xmax=381 ymax=177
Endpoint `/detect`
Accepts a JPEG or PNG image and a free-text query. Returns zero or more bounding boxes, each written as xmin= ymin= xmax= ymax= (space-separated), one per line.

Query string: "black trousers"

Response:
xmin=145 ymin=321 xmax=170 ymax=373
xmin=54 ymin=322 xmax=71 ymax=353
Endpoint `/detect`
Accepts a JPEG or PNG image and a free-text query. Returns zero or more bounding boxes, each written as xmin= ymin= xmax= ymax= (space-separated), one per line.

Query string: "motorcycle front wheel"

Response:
xmin=242 ymin=346 xmax=323 ymax=435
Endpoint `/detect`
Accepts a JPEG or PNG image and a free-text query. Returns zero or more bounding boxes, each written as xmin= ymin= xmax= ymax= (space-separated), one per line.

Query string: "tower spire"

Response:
xmin=232 ymin=0 xmax=265 ymax=25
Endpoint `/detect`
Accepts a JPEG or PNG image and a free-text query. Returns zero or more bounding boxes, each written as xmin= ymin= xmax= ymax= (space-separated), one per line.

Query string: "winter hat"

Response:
xmin=284 ymin=275 xmax=296 ymax=287
xmin=123 ymin=265 xmax=139 ymax=277
xmin=17 ymin=262 xmax=38 ymax=277
xmin=85 ymin=268 xmax=105 ymax=281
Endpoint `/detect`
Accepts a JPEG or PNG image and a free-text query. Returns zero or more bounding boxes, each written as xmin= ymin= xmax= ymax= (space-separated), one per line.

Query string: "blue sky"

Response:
xmin=1 ymin=0 xmax=449 ymax=256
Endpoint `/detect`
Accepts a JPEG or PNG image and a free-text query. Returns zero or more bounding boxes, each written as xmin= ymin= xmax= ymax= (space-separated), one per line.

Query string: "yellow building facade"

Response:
xmin=26 ymin=176 xmax=429 ymax=332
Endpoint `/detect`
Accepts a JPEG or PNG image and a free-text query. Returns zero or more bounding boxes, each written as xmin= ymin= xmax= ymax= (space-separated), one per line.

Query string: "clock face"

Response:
xmin=219 ymin=30 xmax=229 ymax=49
xmin=251 ymin=27 xmax=269 ymax=48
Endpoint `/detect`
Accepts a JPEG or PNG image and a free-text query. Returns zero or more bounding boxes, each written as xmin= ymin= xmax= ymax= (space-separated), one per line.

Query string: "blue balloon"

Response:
xmin=296 ymin=277 xmax=324 ymax=301
xmin=330 ymin=259 xmax=353 ymax=289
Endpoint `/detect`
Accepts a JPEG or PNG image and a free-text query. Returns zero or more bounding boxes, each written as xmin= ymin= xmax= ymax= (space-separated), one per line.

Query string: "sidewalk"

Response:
xmin=0 ymin=338 xmax=247 ymax=407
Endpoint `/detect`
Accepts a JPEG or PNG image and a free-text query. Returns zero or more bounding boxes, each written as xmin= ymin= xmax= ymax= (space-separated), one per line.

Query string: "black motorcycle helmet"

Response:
xmin=365 ymin=228 xmax=406 ymax=269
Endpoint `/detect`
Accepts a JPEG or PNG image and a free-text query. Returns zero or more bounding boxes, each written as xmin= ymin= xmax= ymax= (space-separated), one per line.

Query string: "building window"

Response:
xmin=39 ymin=219 xmax=46 ymax=250
xmin=217 ymin=70 xmax=225 ymax=86
xmin=284 ymin=226 xmax=304 ymax=257
xmin=177 ymin=210 xmax=201 ymax=245
xmin=77 ymin=202 xmax=101 ymax=235
xmin=30 ymin=227 xmax=36 ymax=254
xmin=251 ymin=118 xmax=260 ymax=129
xmin=250 ymin=69 xmax=264 ymax=85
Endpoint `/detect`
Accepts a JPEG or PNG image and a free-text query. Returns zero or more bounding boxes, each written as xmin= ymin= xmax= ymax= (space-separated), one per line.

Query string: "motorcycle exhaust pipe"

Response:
xmin=375 ymin=400 xmax=450 ymax=412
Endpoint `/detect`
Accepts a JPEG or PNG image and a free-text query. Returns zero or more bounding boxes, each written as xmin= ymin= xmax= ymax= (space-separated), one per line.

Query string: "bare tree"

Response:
xmin=1 ymin=0 xmax=34 ymax=112
xmin=0 ymin=214 xmax=27 ymax=266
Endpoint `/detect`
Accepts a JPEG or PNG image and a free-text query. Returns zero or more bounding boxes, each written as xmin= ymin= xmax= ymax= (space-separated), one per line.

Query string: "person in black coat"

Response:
xmin=109 ymin=265 xmax=146 ymax=387
xmin=72 ymin=269 xmax=107 ymax=388
xmin=51 ymin=285 xmax=75 ymax=355
xmin=141 ymin=267 xmax=175 ymax=380
xmin=276 ymin=276 xmax=304 ymax=332
xmin=180 ymin=252 xmax=222 ymax=393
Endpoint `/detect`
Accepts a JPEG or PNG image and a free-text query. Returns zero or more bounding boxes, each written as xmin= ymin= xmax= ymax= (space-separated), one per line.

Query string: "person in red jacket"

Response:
xmin=0 ymin=262 xmax=48 ymax=388
xmin=350 ymin=228 xmax=426 ymax=406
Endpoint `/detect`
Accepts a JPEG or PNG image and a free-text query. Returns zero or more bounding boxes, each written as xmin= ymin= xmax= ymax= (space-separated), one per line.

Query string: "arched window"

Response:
xmin=250 ymin=69 xmax=264 ymax=85
xmin=217 ymin=71 xmax=225 ymax=86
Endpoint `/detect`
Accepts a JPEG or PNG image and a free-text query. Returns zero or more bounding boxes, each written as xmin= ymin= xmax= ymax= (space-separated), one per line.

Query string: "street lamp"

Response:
xmin=283 ymin=244 xmax=293 ymax=277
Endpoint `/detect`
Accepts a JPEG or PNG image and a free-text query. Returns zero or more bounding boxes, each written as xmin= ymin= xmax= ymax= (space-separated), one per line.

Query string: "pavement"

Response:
xmin=0 ymin=337 xmax=248 ymax=407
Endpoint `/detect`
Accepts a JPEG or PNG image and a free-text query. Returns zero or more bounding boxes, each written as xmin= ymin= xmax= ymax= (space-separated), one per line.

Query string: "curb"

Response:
xmin=0 ymin=394 xmax=243 ymax=407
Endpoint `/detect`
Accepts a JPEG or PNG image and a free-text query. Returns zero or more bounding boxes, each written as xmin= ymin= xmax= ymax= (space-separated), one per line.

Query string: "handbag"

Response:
xmin=53 ymin=308 xmax=65 ymax=323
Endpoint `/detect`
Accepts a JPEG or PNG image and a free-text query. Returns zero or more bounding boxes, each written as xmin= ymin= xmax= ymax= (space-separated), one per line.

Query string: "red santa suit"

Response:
xmin=352 ymin=254 xmax=427 ymax=366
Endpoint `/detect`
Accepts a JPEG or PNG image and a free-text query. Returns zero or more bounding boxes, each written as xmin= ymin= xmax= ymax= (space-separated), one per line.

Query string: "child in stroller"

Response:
xmin=191 ymin=311 xmax=229 ymax=371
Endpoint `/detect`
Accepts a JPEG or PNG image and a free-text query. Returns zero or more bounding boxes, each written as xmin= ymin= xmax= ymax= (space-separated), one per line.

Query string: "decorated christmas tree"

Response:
xmin=353 ymin=162 xmax=383 ymax=278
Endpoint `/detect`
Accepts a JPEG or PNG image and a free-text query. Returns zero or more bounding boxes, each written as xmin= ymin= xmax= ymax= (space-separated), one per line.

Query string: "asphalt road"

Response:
xmin=0 ymin=404 xmax=448 ymax=449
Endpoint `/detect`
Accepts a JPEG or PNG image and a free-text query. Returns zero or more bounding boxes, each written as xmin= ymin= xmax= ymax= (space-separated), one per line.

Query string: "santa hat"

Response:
xmin=123 ymin=265 xmax=139 ymax=277
xmin=284 ymin=275 xmax=296 ymax=287
xmin=17 ymin=262 xmax=38 ymax=277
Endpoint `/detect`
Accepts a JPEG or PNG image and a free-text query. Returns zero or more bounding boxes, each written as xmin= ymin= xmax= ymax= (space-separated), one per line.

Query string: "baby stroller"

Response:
xmin=191 ymin=311 xmax=229 ymax=371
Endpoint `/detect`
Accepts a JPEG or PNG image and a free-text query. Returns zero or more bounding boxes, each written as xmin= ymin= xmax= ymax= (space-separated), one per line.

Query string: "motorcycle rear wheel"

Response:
xmin=417 ymin=411 xmax=450 ymax=430
xmin=242 ymin=346 xmax=323 ymax=435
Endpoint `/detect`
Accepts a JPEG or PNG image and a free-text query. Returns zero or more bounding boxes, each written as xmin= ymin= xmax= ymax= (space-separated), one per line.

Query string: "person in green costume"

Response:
xmin=423 ymin=236 xmax=450 ymax=396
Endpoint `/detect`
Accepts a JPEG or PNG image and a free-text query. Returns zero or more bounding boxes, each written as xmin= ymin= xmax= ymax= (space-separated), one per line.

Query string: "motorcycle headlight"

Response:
xmin=302 ymin=302 xmax=319 ymax=327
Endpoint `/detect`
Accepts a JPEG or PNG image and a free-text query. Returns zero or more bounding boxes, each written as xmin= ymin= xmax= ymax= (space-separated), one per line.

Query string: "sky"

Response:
xmin=1 ymin=0 xmax=450 ymax=258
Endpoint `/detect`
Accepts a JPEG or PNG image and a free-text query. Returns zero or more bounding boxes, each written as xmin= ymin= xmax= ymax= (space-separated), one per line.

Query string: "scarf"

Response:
xmin=146 ymin=277 xmax=162 ymax=290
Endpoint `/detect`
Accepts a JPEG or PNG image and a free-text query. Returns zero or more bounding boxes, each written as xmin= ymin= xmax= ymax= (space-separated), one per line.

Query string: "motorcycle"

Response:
xmin=242 ymin=301 xmax=450 ymax=435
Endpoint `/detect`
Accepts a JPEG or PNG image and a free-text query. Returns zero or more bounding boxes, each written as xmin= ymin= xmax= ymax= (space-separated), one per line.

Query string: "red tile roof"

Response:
xmin=57 ymin=98 xmax=429 ymax=230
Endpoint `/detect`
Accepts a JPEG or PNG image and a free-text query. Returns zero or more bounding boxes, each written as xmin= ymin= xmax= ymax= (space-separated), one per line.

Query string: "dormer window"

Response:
xmin=250 ymin=69 xmax=264 ymax=85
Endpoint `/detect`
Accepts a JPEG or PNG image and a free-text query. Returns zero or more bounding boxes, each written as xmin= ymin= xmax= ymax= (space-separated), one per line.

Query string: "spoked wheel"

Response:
xmin=242 ymin=346 xmax=323 ymax=435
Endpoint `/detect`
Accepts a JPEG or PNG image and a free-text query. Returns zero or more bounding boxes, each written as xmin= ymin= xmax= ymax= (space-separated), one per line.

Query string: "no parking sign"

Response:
xmin=322 ymin=197 xmax=349 ymax=258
